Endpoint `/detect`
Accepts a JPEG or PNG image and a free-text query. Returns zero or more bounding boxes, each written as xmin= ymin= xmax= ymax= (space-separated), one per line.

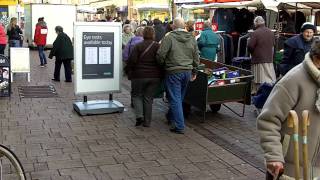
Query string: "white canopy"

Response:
xmin=77 ymin=5 xmax=97 ymax=13
xmin=180 ymin=0 xmax=320 ymax=11
xmin=262 ymin=0 xmax=320 ymax=11
xmin=181 ymin=0 xmax=261 ymax=9
xmin=135 ymin=3 xmax=170 ymax=11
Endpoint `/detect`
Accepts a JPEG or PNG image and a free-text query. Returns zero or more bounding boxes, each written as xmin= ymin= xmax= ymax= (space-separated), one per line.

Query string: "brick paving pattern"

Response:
xmin=0 ymin=50 xmax=265 ymax=179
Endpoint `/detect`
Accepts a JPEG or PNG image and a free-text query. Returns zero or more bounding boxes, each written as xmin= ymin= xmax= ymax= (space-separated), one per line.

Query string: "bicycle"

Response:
xmin=0 ymin=144 xmax=26 ymax=180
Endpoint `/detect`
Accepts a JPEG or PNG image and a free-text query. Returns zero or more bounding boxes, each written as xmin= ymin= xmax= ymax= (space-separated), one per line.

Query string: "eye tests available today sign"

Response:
xmin=82 ymin=32 xmax=114 ymax=79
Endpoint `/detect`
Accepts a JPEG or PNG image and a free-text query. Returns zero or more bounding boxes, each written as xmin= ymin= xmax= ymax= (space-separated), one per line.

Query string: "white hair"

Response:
xmin=254 ymin=16 xmax=265 ymax=26
xmin=173 ymin=17 xmax=185 ymax=29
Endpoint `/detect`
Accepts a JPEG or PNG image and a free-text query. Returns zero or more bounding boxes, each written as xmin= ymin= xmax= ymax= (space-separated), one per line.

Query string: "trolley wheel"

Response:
xmin=183 ymin=102 xmax=191 ymax=118
xmin=210 ymin=104 xmax=221 ymax=113
xmin=0 ymin=144 xmax=26 ymax=180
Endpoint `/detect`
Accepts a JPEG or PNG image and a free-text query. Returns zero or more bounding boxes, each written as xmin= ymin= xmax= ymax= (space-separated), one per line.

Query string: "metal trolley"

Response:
xmin=183 ymin=58 xmax=253 ymax=122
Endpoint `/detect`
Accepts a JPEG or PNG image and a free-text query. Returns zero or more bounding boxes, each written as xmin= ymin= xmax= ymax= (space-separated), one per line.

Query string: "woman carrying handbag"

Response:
xmin=126 ymin=26 xmax=163 ymax=127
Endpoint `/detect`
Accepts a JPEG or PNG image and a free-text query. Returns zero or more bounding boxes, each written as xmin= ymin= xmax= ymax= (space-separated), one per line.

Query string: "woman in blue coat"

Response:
xmin=197 ymin=21 xmax=220 ymax=61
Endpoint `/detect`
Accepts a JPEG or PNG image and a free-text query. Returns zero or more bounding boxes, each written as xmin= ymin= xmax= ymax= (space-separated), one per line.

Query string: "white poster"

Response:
xmin=85 ymin=47 xmax=98 ymax=64
xmin=74 ymin=22 xmax=122 ymax=95
xmin=99 ymin=47 xmax=111 ymax=64
xmin=10 ymin=48 xmax=30 ymax=73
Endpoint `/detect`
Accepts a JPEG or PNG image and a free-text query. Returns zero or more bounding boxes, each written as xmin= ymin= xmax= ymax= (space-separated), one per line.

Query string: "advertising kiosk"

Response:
xmin=73 ymin=22 xmax=124 ymax=115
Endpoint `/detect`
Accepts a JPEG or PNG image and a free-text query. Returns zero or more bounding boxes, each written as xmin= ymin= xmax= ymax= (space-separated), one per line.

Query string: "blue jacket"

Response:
xmin=197 ymin=28 xmax=220 ymax=61
xmin=280 ymin=34 xmax=312 ymax=75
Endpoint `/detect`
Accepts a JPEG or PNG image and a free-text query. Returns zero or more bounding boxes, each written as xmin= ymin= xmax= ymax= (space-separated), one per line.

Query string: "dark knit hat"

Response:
xmin=301 ymin=22 xmax=316 ymax=33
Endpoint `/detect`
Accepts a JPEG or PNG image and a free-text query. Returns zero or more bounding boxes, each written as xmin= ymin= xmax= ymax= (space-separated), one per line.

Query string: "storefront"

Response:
xmin=135 ymin=4 xmax=169 ymax=21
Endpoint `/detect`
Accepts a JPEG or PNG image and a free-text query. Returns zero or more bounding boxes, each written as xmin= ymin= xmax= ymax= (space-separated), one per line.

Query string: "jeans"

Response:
xmin=38 ymin=46 xmax=47 ymax=65
xmin=165 ymin=71 xmax=191 ymax=131
xmin=131 ymin=78 xmax=160 ymax=126
xmin=9 ymin=40 xmax=21 ymax=47
xmin=54 ymin=59 xmax=72 ymax=81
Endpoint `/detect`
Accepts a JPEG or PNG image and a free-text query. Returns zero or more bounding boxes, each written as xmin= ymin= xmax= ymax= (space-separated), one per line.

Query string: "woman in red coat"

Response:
xmin=34 ymin=17 xmax=48 ymax=67
xmin=0 ymin=23 xmax=7 ymax=55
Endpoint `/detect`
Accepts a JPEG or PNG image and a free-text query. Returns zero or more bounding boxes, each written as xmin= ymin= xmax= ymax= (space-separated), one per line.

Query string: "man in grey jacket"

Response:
xmin=157 ymin=17 xmax=199 ymax=134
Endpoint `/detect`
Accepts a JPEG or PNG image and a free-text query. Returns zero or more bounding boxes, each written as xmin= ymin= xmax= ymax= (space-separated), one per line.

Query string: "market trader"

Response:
xmin=279 ymin=22 xmax=316 ymax=76
xmin=247 ymin=16 xmax=276 ymax=94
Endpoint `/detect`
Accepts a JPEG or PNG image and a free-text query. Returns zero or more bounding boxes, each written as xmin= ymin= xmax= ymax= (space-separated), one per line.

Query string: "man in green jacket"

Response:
xmin=157 ymin=17 xmax=200 ymax=134
xmin=197 ymin=21 xmax=220 ymax=61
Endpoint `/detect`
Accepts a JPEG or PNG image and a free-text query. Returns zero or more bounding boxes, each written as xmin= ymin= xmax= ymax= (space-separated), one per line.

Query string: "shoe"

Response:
xmin=135 ymin=118 xmax=144 ymax=126
xmin=40 ymin=65 xmax=44 ymax=68
xmin=170 ymin=128 xmax=184 ymax=134
xmin=51 ymin=79 xmax=60 ymax=82
xmin=142 ymin=123 xmax=150 ymax=127
xmin=65 ymin=80 xmax=72 ymax=83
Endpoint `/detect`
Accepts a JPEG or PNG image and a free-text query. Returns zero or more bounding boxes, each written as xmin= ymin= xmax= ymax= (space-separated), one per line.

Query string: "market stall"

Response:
xmin=183 ymin=58 xmax=253 ymax=122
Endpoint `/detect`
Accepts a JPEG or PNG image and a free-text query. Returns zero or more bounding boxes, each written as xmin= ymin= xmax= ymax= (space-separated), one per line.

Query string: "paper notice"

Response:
xmin=40 ymin=29 xmax=48 ymax=34
xmin=85 ymin=47 xmax=98 ymax=64
xmin=99 ymin=47 xmax=111 ymax=64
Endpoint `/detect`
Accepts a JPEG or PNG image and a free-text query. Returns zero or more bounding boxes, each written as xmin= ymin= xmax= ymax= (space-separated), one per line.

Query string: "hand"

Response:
xmin=267 ymin=162 xmax=284 ymax=180
xmin=190 ymin=74 xmax=197 ymax=82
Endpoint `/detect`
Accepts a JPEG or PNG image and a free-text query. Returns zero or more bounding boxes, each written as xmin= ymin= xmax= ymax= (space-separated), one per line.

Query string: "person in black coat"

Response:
xmin=279 ymin=23 xmax=316 ymax=76
xmin=153 ymin=19 xmax=165 ymax=42
xmin=49 ymin=26 xmax=73 ymax=82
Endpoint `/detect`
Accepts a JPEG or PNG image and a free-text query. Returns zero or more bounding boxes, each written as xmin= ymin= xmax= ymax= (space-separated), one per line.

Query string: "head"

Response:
xmin=143 ymin=26 xmax=155 ymax=40
xmin=301 ymin=22 xmax=316 ymax=42
xmin=38 ymin=17 xmax=44 ymax=22
xmin=173 ymin=17 xmax=185 ymax=30
xmin=106 ymin=15 xmax=112 ymax=22
xmin=135 ymin=27 xmax=144 ymax=37
xmin=124 ymin=20 xmax=130 ymax=24
xmin=153 ymin=19 xmax=161 ymax=26
xmin=309 ymin=38 xmax=320 ymax=66
xmin=254 ymin=16 xmax=265 ymax=28
xmin=203 ymin=21 xmax=212 ymax=29
xmin=55 ymin=26 xmax=63 ymax=34
xmin=185 ymin=20 xmax=194 ymax=32
xmin=141 ymin=20 xmax=148 ymax=27
xmin=123 ymin=24 xmax=132 ymax=34
xmin=10 ymin=17 xmax=17 ymax=27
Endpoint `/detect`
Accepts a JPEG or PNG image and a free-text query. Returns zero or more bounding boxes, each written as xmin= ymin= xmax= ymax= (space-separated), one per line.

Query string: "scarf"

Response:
xmin=303 ymin=53 xmax=320 ymax=112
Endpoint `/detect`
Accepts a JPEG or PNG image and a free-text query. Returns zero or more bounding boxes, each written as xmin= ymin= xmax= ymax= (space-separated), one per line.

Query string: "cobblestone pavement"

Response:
xmin=0 ymin=50 xmax=265 ymax=180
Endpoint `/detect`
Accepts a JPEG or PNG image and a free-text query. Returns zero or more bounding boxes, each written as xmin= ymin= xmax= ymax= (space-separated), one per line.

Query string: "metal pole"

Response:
xmin=295 ymin=3 xmax=297 ymax=33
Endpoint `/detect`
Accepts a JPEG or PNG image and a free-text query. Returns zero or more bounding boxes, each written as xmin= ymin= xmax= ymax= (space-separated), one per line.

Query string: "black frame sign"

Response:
xmin=82 ymin=32 xmax=114 ymax=79
xmin=0 ymin=55 xmax=10 ymax=97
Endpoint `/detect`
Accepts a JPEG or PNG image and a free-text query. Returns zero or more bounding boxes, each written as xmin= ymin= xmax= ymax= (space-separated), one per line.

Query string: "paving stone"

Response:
xmin=47 ymin=159 xmax=84 ymax=170
xmin=125 ymin=161 xmax=159 ymax=169
xmin=0 ymin=51 xmax=265 ymax=180
xmin=143 ymin=166 xmax=179 ymax=176
xmin=82 ymin=156 xmax=117 ymax=166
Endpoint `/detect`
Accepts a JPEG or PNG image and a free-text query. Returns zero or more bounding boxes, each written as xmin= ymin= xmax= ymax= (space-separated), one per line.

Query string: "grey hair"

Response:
xmin=123 ymin=24 xmax=132 ymax=32
xmin=173 ymin=17 xmax=185 ymax=29
xmin=310 ymin=38 xmax=320 ymax=58
xmin=55 ymin=26 xmax=63 ymax=33
xmin=254 ymin=16 xmax=265 ymax=26
xmin=135 ymin=27 xmax=144 ymax=36
xmin=204 ymin=21 xmax=212 ymax=29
